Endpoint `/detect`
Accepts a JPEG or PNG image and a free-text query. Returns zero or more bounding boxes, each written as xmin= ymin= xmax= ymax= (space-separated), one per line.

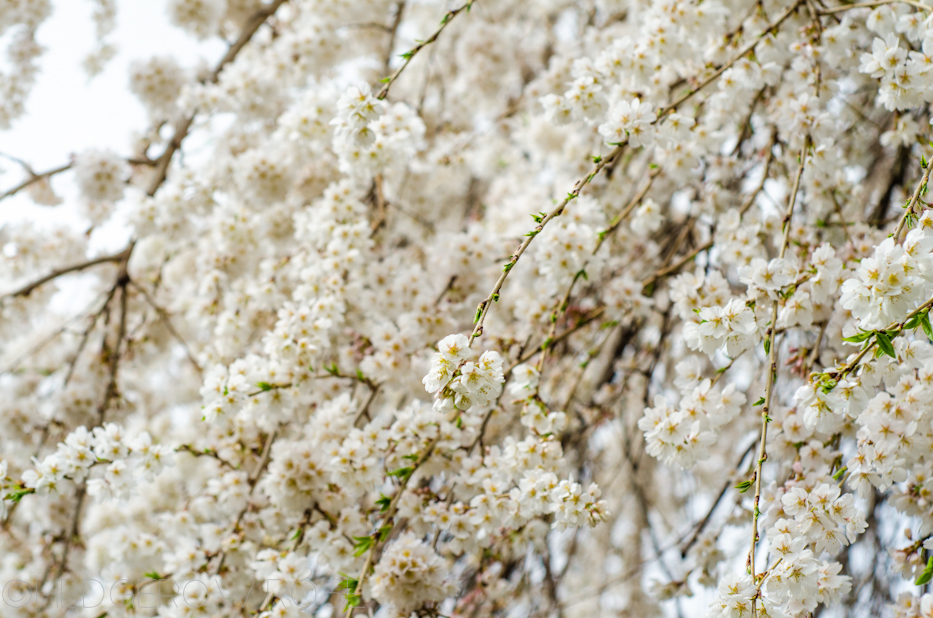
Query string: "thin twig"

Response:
xmin=377 ymin=1 xmax=475 ymax=100
xmin=749 ymin=140 xmax=808 ymax=613
xmin=0 ymin=163 xmax=72 ymax=203
xmin=383 ymin=1 xmax=406 ymax=75
xmin=469 ymin=1 xmax=804 ymax=345
xmin=147 ymin=0 xmax=289 ymax=195
xmin=97 ymin=273 xmax=130 ymax=423
xmin=893 ymin=153 xmax=933 ymax=243
xmin=129 ymin=280 xmax=203 ymax=376
xmin=1 ymin=244 xmax=134 ymax=301
xmin=353 ymin=384 xmax=381 ymax=427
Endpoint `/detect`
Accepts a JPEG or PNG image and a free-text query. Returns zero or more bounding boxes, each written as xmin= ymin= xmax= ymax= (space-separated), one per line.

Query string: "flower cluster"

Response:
xmin=858 ymin=8 xmax=933 ymax=112
xmin=841 ymin=220 xmax=933 ymax=330
xmin=17 ymin=424 xmax=171 ymax=500
xmin=9 ymin=0 xmax=933 ymax=616
xmin=369 ymin=533 xmax=456 ymax=616
xmin=73 ymin=148 xmax=128 ymax=203
xmin=640 ymin=373 xmax=746 ymax=469
xmin=423 ymin=334 xmax=505 ymax=412
xmin=682 ymin=299 xmax=758 ymax=358
xmin=129 ymin=55 xmax=186 ymax=119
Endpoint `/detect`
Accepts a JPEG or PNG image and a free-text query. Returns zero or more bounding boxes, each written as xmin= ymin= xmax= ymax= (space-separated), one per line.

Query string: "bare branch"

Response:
xmin=147 ymin=0 xmax=290 ymax=196
xmin=0 ymin=163 xmax=72 ymax=203
xmin=1 ymin=243 xmax=134 ymax=301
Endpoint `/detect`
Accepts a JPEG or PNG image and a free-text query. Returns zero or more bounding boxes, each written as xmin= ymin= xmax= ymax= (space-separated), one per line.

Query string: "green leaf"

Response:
xmin=592 ymin=155 xmax=602 ymax=164
xmin=388 ymin=466 xmax=414 ymax=481
xmin=875 ymin=331 xmax=896 ymax=358
xmin=922 ymin=312 xmax=933 ymax=341
xmin=337 ymin=574 xmax=362 ymax=610
xmin=144 ymin=572 xmax=162 ymax=580
xmin=345 ymin=592 xmax=361 ymax=609
xmin=380 ymin=77 xmax=391 ymax=83
xmin=915 ymin=556 xmax=933 ymax=585
xmin=842 ymin=330 xmax=872 ymax=343
xmin=763 ymin=338 xmax=770 ymax=355
xmin=378 ymin=525 xmax=393 ymax=542
xmin=832 ymin=466 xmax=847 ymax=481
xmin=7 ymin=487 xmax=34 ymax=503
xmin=735 ymin=480 xmax=753 ymax=493
xmin=256 ymin=382 xmax=272 ymax=392
xmin=905 ymin=313 xmax=922 ymax=330
xmin=753 ymin=397 xmax=765 ymax=406
xmin=376 ymin=494 xmax=392 ymax=512
xmin=352 ymin=536 xmax=374 ymax=557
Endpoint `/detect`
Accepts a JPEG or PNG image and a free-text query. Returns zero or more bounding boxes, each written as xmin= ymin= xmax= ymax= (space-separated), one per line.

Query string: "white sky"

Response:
xmin=0 ymin=0 xmax=224 ymax=231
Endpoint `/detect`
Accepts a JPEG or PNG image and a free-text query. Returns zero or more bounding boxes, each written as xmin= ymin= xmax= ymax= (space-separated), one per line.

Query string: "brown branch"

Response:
xmin=510 ymin=307 xmax=607 ymax=370
xmin=353 ymin=383 xmax=381 ymax=427
xmin=377 ymin=1 xmax=474 ymax=100
xmin=749 ymin=140 xmax=808 ymax=614
xmin=213 ymin=427 xmax=279 ymax=575
xmin=96 ymin=271 xmax=130 ymax=424
xmin=37 ymin=483 xmax=86 ymax=610
xmin=1 ymin=244 xmax=133 ymax=301
xmin=342 ymin=413 xmax=454 ymax=618
xmin=129 ymin=280 xmax=203 ymax=376
xmin=370 ymin=173 xmax=388 ymax=235
xmin=739 ymin=135 xmax=777 ymax=215
xmin=893 ymin=152 xmax=933 ymax=243
xmin=470 ymin=2 xmax=803 ymax=345
xmin=383 ymin=1 xmax=406 ymax=75
xmin=174 ymin=444 xmax=238 ymax=471
xmin=0 ymin=163 xmax=72 ymax=203
xmin=147 ymin=0 xmax=289 ymax=195
xmin=680 ymin=440 xmax=757 ymax=557
xmin=642 ymin=240 xmax=713 ymax=289
xmin=64 ymin=285 xmax=121 ymax=387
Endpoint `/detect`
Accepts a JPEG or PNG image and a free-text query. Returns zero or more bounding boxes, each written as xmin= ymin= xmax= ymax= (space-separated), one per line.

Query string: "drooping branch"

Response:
xmin=748 ymin=140 xmax=808 ymax=613
xmin=146 ymin=0 xmax=290 ymax=196
xmin=376 ymin=1 xmax=475 ymax=100
xmin=469 ymin=0 xmax=805 ymax=346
